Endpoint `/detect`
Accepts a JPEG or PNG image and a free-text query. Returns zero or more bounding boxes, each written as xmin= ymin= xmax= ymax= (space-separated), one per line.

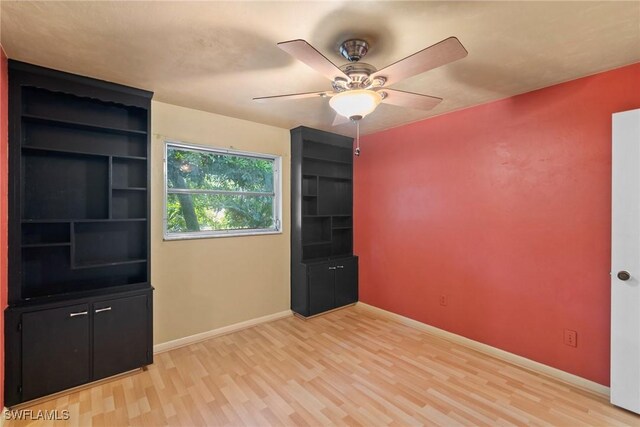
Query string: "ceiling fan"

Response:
xmin=254 ymin=36 xmax=468 ymax=155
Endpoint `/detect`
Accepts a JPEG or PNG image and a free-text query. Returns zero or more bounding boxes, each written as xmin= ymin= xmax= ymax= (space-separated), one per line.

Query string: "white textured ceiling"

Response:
xmin=1 ymin=1 xmax=639 ymax=135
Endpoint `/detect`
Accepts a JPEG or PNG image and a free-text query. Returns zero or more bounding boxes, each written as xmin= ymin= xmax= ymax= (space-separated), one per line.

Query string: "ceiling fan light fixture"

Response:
xmin=329 ymin=89 xmax=382 ymax=120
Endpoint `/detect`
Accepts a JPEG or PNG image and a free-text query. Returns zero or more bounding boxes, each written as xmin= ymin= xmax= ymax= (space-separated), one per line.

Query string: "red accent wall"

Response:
xmin=0 ymin=47 xmax=8 ymax=406
xmin=355 ymin=63 xmax=640 ymax=386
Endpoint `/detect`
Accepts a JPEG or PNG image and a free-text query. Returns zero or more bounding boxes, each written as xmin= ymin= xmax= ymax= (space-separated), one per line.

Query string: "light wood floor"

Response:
xmin=8 ymin=305 xmax=640 ymax=426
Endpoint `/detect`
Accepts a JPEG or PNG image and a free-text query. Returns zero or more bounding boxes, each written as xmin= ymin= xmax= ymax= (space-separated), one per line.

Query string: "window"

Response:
xmin=164 ymin=141 xmax=281 ymax=239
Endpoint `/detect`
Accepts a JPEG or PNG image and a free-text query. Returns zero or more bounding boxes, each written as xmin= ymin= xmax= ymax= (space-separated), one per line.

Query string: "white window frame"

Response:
xmin=163 ymin=140 xmax=282 ymax=240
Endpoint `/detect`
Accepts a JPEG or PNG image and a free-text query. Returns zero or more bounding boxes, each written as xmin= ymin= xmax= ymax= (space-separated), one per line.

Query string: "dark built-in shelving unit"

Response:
xmin=291 ymin=127 xmax=358 ymax=317
xmin=5 ymin=61 xmax=153 ymax=406
xmin=13 ymin=78 xmax=150 ymax=301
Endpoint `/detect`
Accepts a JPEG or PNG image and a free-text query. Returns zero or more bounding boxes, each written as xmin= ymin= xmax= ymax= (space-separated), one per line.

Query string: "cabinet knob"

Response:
xmin=328 ymin=266 xmax=337 ymax=270
xmin=617 ymin=271 xmax=631 ymax=281
xmin=337 ymin=265 xmax=344 ymax=269
xmin=95 ymin=307 xmax=112 ymax=313
xmin=69 ymin=311 xmax=88 ymax=317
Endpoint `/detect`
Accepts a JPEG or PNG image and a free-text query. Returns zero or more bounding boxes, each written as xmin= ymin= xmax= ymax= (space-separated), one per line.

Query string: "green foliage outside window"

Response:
xmin=166 ymin=145 xmax=278 ymax=235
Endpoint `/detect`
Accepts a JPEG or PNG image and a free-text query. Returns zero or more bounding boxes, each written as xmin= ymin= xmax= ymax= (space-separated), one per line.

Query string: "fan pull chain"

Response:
xmin=354 ymin=120 xmax=361 ymax=157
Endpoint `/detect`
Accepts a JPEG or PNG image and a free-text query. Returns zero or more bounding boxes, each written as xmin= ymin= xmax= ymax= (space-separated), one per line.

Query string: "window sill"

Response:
xmin=163 ymin=229 xmax=283 ymax=241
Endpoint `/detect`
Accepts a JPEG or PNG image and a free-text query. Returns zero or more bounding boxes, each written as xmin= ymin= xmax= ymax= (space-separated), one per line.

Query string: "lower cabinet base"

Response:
xmin=4 ymin=288 xmax=153 ymax=406
xmin=8 ymin=367 xmax=146 ymax=409
xmin=293 ymin=302 xmax=357 ymax=320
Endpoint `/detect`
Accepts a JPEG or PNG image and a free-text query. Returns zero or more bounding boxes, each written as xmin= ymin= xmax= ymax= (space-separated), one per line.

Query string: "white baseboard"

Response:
xmin=356 ymin=302 xmax=610 ymax=397
xmin=153 ymin=310 xmax=293 ymax=354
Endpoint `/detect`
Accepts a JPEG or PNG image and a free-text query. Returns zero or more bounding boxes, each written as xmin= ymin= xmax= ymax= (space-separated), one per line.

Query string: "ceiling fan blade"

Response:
xmin=253 ymin=91 xmax=334 ymax=102
xmin=332 ymin=114 xmax=351 ymax=127
xmin=380 ymin=89 xmax=442 ymax=110
xmin=371 ymin=37 xmax=467 ymax=86
xmin=278 ymin=39 xmax=349 ymax=81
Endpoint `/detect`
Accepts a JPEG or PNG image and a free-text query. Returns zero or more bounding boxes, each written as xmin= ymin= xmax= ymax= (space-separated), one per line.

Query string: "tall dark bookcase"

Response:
xmin=291 ymin=126 xmax=358 ymax=317
xmin=5 ymin=61 xmax=153 ymax=406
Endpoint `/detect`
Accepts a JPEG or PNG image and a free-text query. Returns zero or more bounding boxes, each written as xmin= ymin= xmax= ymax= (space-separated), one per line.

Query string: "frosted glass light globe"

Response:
xmin=329 ymin=89 xmax=382 ymax=119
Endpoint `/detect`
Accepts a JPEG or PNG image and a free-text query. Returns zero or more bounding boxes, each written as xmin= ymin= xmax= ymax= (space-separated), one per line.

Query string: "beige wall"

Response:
xmin=151 ymin=101 xmax=290 ymax=345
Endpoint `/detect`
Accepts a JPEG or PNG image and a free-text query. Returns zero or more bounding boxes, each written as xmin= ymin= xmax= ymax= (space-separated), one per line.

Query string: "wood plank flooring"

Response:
xmin=7 ymin=305 xmax=640 ymax=426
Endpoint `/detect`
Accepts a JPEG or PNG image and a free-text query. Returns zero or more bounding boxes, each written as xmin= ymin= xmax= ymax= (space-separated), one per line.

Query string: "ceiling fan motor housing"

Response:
xmin=334 ymin=62 xmax=386 ymax=92
xmin=336 ymin=62 xmax=374 ymax=89
xmin=339 ymin=39 xmax=369 ymax=62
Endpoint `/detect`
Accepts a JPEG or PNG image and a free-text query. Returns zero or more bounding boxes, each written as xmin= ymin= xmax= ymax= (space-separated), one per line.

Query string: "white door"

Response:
xmin=611 ymin=108 xmax=640 ymax=414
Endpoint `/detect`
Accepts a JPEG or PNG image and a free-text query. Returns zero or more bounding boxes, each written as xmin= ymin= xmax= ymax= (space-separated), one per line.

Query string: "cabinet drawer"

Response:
xmin=22 ymin=304 xmax=90 ymax=401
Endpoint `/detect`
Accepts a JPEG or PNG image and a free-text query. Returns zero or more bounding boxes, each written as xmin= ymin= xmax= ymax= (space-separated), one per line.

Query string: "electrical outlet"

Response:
xmin=439 ymin=295 xmax=448 ymax=306
xmin=564 ymin=329 xmax=577 ymax=347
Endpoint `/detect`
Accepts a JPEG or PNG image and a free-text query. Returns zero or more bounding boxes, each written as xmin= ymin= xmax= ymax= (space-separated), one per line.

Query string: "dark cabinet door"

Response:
xmin=93 ymin=294 xmax=149 ymax=380
xmin=335 ymin=257 xmax=358 ymax=308
xmin=22 ymin=304 xmax=90 ymax=401
xmin=308 ymin=263 xmax=335 ymax=315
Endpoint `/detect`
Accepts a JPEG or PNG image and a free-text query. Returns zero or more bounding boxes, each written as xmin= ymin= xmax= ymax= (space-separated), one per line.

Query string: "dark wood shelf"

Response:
xmin=302 ymin=194 xmax=317 ymax=198
xmin=22 ymin=218 xmax=147 ymax=223
xmin=301 ymin=256 xmax=331 ymax=263
xmin=112 ymin=187 xmax=147 ymax=191
xmin=22 ymin=113 xmax=147 ymax=136
xmin=303 ymin=214 xmax=352 ymax=218
xmin=113 ymin=155 xmax=147 ymax=162
xmin=332 ymin=226 xmax=353 ymax=230
xmin=73 ymin=258 xmax=148 ymax=270
xmin=15 ymin=284 xmax=151 ymax=307
xmin=22 ymin=242 xmax=71 ymax=248
xmin=303 ymin=155 xmax=352 ymax=165
xmin=302 ymin=254 xmax=356 ymax=264
xmin=22 ymin=145 xmax=147 ymax=161
xmin=303 ymin=241 xmax=332 ymax=246
xmin=316 ymin=174 xmax=352 ymax=181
